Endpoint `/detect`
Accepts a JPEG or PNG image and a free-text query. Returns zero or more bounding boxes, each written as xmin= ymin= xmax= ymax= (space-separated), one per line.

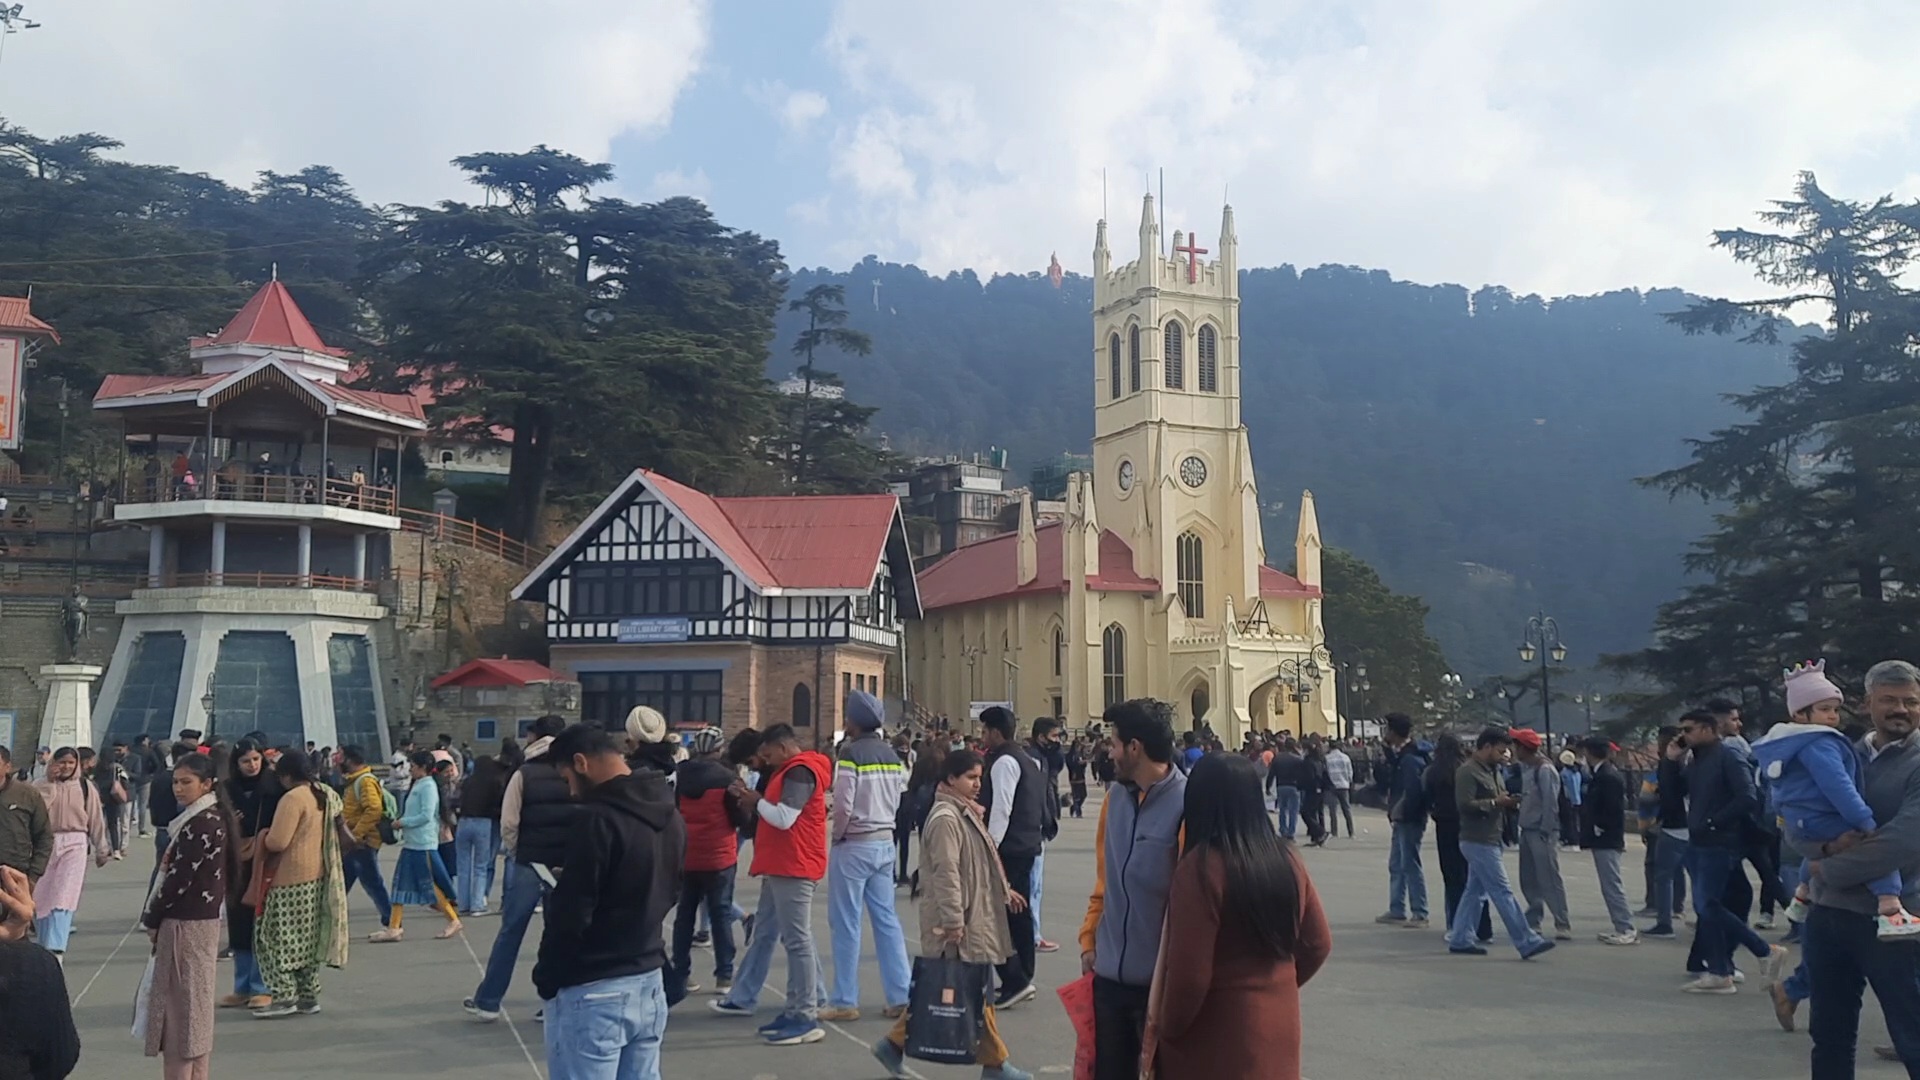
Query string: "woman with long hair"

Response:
xmin=249 ymin=751 xmax=348 ymax=1018
xmin=221 ymin=739 xmax=281 ymax=1008
xmin=871 ymin=749 xmax=1034 ymax=1080
xmin=1300 ymin=740 xmax=1330 ymax=846
xmin=899 ymin=737 xmax=945 ymax=890
xmin=371 ymin=751 xmax=462 ymax=943
xmin=1149 ymin=753 xmax=1331 ymax=1078
xmin=1423 ymin=733 xmax=1491 ymax=942
xmin=141 ymin=752 xmax=239 ymax=1078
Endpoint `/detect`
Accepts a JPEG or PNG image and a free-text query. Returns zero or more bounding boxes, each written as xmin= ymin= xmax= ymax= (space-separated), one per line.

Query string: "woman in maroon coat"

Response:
xmin=1151 ymin=752 xmax=1332 ymax=1079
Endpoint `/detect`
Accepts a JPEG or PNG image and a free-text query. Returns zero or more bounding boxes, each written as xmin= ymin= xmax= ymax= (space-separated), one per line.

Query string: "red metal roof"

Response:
xmin=0 ymin=297 xmax=59 ymax=343
xmin=916 ymin=522 xmax=1161 ymax=611
xmin=93 ymin=365 xmax=425 ymax=424
xmin=1259 ymin=564 xmax=1323 ymax=599
xmin=642 ymin=471 xmax=897 ymax=590
xmin=191 ymin=280 xmax=350 ymax=357
xmin=432 ymin=658 xmax=565 ymax=689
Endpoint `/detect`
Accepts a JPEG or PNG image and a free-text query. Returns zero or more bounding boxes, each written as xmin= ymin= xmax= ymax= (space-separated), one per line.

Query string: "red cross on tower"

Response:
xmin=1173 ymin=231 xmax=1208 ymax=283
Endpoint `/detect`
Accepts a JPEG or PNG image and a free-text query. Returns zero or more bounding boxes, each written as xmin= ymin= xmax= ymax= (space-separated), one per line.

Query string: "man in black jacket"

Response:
xmin=1680 ymin=713 xmax=1788 ymax=993
xmin=1266 ymin=742 xmax=1309 ymax=841
xmin=979 ymin=706 xmax=1046 ymax=1008
xmin=1578 ymin=738 xmax=1637 ymax=945
xmin=534 ymin=723 xmax=684 ymax=1079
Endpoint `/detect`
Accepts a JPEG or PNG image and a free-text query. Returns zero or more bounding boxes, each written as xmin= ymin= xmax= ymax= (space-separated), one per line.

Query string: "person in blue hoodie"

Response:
xmin=1754 ymin=660 xmax=1920 ymax=940
xmin=1374 ymin=714 xmax=1433 ymax=927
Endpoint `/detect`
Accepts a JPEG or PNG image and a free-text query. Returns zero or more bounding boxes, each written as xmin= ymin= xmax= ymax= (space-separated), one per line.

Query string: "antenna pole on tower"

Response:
xmin=1159 ymin=168 xmax=1166 ymax=257
xmin=1102 ymin=168 xmax=1107 ymax=221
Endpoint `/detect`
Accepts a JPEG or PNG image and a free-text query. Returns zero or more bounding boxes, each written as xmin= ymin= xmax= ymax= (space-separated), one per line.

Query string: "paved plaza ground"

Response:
xmin=58 ymin=794 xmax=1886 ymax=1079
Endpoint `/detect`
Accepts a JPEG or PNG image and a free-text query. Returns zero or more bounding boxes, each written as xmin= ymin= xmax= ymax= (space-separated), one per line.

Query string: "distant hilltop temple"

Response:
xmin=907 ymin=197 xmax=1335 ymax=743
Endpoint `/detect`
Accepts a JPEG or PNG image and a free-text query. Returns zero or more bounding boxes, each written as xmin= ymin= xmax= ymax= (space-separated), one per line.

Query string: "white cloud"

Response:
xmin=648 ymin=167 xmax=713 ymax=201
xmin=816 ymin=0 xmax=1920 ymax=300
xmin=748 ymin=80 xmax=831 ymax=135
xmin=0 ymin=0 xmax=711 ymax=205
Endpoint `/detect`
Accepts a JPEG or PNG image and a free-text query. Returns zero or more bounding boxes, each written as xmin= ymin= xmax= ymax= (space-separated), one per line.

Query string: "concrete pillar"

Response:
xmin=351 ymin=533 xmax=368 ymax=585
xmin=211 ymin=520 xmax=227 ymax=586
xmin=297 ymin=524 xmax=313 ymax=584
xmin=39 ymin=664 xmax=103 ymax=752
xmin=147 ymin=526 xmax=165 ymax=588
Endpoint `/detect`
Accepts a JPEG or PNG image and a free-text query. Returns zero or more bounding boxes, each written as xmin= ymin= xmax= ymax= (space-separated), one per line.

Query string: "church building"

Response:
xmin=908 ymin=198 xmax=1334 ymax=745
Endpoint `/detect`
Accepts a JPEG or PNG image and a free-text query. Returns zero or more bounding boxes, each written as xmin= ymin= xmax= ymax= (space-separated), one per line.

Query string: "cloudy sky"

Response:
xmin=6 ymin=0 xmax=1920 ymax=301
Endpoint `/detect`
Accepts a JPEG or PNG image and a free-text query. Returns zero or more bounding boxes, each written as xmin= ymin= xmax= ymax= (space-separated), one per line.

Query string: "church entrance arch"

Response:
xmin=1249 ymin=677 xmax=1287 ymax=735
xmin=1190 ymin=685 xmax=1210 ymax=731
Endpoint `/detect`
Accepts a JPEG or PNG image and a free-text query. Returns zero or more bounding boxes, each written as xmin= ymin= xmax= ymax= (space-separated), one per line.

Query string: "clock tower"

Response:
xmin=1090 ymin=195 xmax=1265 ymax=621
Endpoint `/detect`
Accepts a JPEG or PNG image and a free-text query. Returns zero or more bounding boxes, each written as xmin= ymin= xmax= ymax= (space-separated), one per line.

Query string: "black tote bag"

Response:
xmin=903 ymin=954 xmax=991 ymax=1064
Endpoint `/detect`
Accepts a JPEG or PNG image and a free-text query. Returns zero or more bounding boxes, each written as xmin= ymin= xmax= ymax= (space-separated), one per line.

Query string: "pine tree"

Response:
xmin=776 ymin=283 xmax=892 ymax=492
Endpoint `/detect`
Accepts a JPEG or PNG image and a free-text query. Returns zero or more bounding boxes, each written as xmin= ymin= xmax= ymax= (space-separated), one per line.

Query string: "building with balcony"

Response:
xmin=87 ymin=280 xmax=427 ymax=752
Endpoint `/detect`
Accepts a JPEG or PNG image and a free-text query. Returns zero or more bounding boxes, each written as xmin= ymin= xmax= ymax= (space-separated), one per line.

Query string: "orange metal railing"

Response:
xmin=156 ymin=571 xmax=382 ymax=593
xmin=397 ymin=508 xmax=538 ymax=568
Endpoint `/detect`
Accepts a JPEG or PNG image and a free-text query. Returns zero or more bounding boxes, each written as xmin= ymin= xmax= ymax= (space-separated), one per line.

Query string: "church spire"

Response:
xmin=1093 ymin=217 xmax=1110 ymax=279
xmin=1294 ymin=489 xmax=1322 ymax=590
xmin=1138 ymin=193 xmax=1158 ymax=264
xmin=1219 ymin=203 xmax=1238 ymax=285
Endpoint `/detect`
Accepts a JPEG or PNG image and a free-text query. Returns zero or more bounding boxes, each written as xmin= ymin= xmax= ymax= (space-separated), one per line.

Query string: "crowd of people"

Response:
xmin=2 ymin=652 xmax=1916 ymax=1078
xmin=1363 ymin=659 xmax=1920 ymax=1077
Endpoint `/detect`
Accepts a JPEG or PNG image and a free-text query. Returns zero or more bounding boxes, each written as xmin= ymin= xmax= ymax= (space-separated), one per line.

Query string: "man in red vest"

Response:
xmin=710 ymin=724 xmax=832 ymax=1047
xmin=671 ymin=726 xmax=753 ymax=999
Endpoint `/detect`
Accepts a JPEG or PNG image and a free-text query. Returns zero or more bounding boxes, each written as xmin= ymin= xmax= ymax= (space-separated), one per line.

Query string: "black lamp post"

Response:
xmin=1277 ymin=656 xmax=1323 ymax=736
xmin=200 ymin=672 xmax=218 ymax=741
xmin=1518 ymin=612 xmax=1569 ymax=739
xmin=1338 ymin=658 xmax=1368 ymax=740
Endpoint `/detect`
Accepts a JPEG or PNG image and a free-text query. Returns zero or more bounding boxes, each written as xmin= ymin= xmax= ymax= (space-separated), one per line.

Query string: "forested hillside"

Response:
xmin=773 ymin=259 xmax=1794 ymax=676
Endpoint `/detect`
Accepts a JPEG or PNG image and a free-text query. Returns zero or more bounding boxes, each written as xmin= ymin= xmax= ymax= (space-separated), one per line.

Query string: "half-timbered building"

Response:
xmin=512 ymin=469 xmax=919 ymax=739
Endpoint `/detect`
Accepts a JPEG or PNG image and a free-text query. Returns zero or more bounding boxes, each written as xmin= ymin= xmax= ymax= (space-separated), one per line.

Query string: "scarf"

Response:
xmin=145 ymin=791 xmax=220 ymax=911
xmin=312 ymin=783 xmax=350 ymax=968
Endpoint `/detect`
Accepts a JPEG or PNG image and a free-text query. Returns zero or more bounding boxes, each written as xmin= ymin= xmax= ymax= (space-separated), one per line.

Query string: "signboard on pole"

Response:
xmin=0 ymin=336 xmax=21 ymax=451
xmin=967 ymin=701 xmax=1012 ymax=730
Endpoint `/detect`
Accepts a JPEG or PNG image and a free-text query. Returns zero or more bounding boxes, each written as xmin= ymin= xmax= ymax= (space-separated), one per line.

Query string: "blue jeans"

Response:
xmin=1805 ymin=904 xmax=1920 ymax=1080
xmin=1449 ymin=841 xmax=1547 ymax=955
xmin=1687 ymin=844 xmax=1771 ymax=977
xmin=672 ymin=866 xmax=738 ymax=988
xmin=342 ymin=846 xmax=392 ymax=927
xmin=233 ymin=948 xmax=269 ymax=996
xmin=1272 ymin=786 xmax=1301 ymax=839
xmin=473 ymin=860 xmax=552 ymax=1012
xmin=545 ymin=970 xmax=667 ymax=1080
xmin=456 ymin=818 xmax=500 ymax=914
xmin=1388 ymin=821 xmax=1428 ymax=919
xmin=1650 ymin=832 xmax=1690 ymax=933
xmin=826 ymin=839 xmax=912 ymax=1009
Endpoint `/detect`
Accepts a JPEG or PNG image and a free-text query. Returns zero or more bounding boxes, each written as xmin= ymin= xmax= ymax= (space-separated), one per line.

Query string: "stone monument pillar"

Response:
xmin=39 ymin=664 xmax=104 ymax=751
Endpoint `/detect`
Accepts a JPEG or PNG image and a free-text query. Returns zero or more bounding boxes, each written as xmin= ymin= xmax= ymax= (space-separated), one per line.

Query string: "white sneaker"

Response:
xmin=1785 ymin=895 xmax=1811 ymax=923
xmin=1760 ymin=945 xmax=1790 ymax=985
xmin=1682 ymin=974 xmax=1737 ymax=995
xmin=1599 ymin=931 xmax=1640 ymax=946
xmin=1878 ymin=911 xmax=1920 ymax=940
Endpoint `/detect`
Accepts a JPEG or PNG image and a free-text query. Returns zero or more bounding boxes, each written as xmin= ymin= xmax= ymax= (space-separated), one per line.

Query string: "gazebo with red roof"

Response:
xmin=87 ymin=280 xmax=419 ymax=758
xmin=0 ymin=294 xmax=60 ymax=453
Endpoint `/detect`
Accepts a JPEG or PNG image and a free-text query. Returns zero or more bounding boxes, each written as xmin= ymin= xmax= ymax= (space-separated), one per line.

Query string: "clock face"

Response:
xmin=1117 ymin=460 xmax=1135 ymax=493
xmin=1179 ymin=455 xmax=1208 ymax=488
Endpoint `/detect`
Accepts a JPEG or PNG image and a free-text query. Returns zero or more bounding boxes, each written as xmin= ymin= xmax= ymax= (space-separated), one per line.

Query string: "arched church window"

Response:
xmin=1164 ymin=321 xmax=1185 ymax=390
xmin=1128 ymin=326 xmax=1142 ymax=393
xmin=1108 ymin=333 xmax=1122 ymax=400
xmin=1177 ymin=531 xmax=1205 ymax=619
xmin=1197 ymin=324 xmax=1218 ymax=393
xmin=1052 ymin=625 xmax=1064 ymax=678
xmin=1102 ymin=624 xmax=1126 ymax=708
xmin=792 ymin=682 xmax=812 ymax=728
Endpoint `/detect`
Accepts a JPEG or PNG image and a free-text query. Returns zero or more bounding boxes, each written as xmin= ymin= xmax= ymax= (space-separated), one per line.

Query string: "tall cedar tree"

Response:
xmin=361 ymin=147 xmax=785 ymax=542
xmin=777 ymin=283 xmax=892 ymax=492
xmin=1319 ymin=547 xmax=1451 ymax=719
xmin=1607 ymin=173 xmax=1920 ymax=723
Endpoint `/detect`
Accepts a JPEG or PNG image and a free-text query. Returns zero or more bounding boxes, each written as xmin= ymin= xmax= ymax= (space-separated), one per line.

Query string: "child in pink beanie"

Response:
xmin=1754 ymin=660 xmax=1919 ymax=939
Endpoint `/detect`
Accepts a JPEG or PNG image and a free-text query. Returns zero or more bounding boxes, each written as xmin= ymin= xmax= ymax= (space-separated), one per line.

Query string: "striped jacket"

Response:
xmin=831 ymin=732 xmax=905 ymax=844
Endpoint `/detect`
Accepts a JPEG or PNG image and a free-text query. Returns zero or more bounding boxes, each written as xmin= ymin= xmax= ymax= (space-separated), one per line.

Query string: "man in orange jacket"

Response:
xmin=710 ymin=724 xmax=833 ymax=1047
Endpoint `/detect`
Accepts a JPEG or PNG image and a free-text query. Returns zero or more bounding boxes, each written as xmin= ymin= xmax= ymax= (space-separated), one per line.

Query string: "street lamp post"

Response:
xmin=1518 ymin=611 xmax=1569 ymax=739
xmin=200 ymin=672 xmax=218 ymax=741
xmin=1440 ymin=671 xmax=1463 ymax=727
xmin=1574 ymin=690 xmax=1602 ymax=732
xmin=1339 ymin=658 xmax=1368 ymax=740
xmin=1276 ymin=655 xmax=1323 ymax=737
